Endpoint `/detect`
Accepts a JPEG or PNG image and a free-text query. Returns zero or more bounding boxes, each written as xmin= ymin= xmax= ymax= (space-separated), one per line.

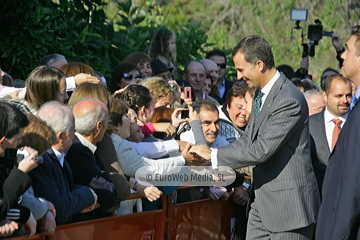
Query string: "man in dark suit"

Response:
xmin=66 ymin=99 xmax=117 ymax=221
xmin=32 ymin=102 xmax=97 ymax=225
xmin=316 ymin=25 xmax=360 ymax=240
xmin=205 ymin=49 xmax=233 ymax=104
xmin=309 ymin=74 xmax=352 ymax=195
xmin=190 ymin=35 xmax=320 ymax=239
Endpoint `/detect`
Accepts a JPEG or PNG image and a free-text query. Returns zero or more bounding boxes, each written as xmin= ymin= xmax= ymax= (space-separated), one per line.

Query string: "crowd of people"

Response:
xmin=0 ymin=24 xmax=359 ymax=240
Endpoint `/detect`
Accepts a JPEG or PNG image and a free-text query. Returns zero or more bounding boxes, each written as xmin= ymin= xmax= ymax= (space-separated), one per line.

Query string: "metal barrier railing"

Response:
xmin=4 ymin=188 xmax=238 ymax=240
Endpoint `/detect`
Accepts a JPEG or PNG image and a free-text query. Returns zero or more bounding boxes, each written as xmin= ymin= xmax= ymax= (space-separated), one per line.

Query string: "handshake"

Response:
xmin=181 ymin=143 xmax=212 ymax=166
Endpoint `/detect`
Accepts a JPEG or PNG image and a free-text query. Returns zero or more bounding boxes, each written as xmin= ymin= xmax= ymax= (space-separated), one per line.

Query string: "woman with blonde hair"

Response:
xmin=67 ymin=82 xmax=111 ymax=110
xmin=141 ymin=77 xmax=175 ymax=108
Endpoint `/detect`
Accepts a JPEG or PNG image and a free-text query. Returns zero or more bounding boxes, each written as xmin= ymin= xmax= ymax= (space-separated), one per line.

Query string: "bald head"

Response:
xmin=200 ymin=59 xmax=219 ymax=84
xmin=183 ymin=61 xmax=206 ymax=92
xmin=73 ymin=99 xmax=108 ymax=136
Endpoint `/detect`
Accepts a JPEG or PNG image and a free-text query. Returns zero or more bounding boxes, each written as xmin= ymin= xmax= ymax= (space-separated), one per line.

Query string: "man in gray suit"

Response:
xmin=190 ymin=35 xmax=320 ymax=239
xmin=309 ymin=74 xmax=351 ymax=195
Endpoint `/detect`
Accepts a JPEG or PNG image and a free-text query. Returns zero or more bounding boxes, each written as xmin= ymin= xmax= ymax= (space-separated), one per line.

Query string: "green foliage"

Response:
xmin=1 ymin=0 xmax=359 ymax=82
xmin=0 ymin=0 xmax=212 ymax=80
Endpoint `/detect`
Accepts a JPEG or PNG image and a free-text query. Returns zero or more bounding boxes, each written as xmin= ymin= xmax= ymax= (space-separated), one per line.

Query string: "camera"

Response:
xmin=4 ymin=147 xmax=43 ymax=164
xmin=308 ymin=19 xmax=333 ymax=43
xmin=290 ymin=9 xmax=332 ymax=57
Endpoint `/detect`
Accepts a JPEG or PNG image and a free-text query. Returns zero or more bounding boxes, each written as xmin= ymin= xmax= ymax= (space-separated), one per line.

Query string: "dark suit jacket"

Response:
xmin=194 ymin=73 xmax=320 ymax=233
xmin=210 ymin=77 xmax=233 ymax=104
xmin=29 ymin=148 xmax=94 ymax=225
xmin=315 ymin=100 xmax=360 ymax=239
xmin=309 ymin=111 xmax=330 ymax=194
xmin=66 ymin=136 xmax=117 ymax=213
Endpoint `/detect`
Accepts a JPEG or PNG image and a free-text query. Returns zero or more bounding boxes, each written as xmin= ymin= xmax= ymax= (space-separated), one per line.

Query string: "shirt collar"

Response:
xmin=324 ymin=108 xmax=348 ymax=124
xmin=75 ymin=132 xmax=97 ymax=153
xmin=221 ymin=78 xmax=226 ymax=86
xmin=355 ymin=85 xmax=360 ymax=100
xmin=51 ymin=147 xmax=65 ymax=167
xmin=260 ymin=70 xmax=280 ymax=96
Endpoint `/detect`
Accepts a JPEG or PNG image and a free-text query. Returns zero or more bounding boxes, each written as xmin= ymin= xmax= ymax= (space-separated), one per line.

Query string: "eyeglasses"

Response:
xmin=217 ymin=63 xmax=226 ymax=69
xmin=123 ymin=73 xmax=143 ymax=80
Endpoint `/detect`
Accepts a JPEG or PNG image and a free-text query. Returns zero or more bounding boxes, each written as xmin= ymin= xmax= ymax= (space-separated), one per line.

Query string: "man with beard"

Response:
xmin=309 ymin=74 xmax=352 ymax=196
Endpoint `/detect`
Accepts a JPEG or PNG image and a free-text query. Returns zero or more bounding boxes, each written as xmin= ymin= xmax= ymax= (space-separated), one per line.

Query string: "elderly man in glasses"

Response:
xmin=205 ymin=49 xmax=234 ymax=104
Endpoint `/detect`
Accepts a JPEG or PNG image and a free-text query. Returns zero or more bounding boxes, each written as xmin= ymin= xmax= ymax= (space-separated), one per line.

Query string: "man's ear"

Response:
xmin=96 ymin=120 xmax=103 ymax=133
xmin=57 ymin=131 xmax=64 ymax=142
xmin=256 ymin=60 xmax=265 ymax=72
xmin=322 ymin=91 xmax=328 ymax=104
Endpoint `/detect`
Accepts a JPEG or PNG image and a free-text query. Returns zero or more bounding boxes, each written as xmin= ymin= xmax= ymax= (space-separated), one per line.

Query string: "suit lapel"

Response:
xmin=251 ymin=74 xmax=286 ymax=141
xmin=316 ymin=111 xmax=330 ymax=154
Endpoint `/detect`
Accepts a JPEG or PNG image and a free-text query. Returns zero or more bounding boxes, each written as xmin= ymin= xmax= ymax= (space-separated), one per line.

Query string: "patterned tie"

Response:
xmin=253 ymin=88 xmax=264 ymax=124
xmin=331 ymin=119 xmax=343 ymax=151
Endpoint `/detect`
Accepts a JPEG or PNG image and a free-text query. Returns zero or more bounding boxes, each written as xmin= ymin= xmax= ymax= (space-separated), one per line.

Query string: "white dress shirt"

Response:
xmin=259 ymin=71 xmax=280 ymax=111
xmin=323 ymin=109 xmax=347 ymax=151
xmin=75 ymin=132 xmax=97 ymax=153
xmin=51 ymin=147 xmax=65 ymax=167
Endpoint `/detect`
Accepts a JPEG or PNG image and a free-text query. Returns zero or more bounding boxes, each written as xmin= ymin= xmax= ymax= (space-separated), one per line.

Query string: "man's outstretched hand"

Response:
xmin=182 ymin=144 xmax=211 ymax=166
xmin=189 ymin=145 xmax=212 ymax=162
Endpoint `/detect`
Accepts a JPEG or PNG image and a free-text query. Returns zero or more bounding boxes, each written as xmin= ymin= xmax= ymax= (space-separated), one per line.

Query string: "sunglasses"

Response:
xmin=217 ymin=63 xmax=226 ymax=69
xmin=123 ymin=73 xmax=143 ymax=80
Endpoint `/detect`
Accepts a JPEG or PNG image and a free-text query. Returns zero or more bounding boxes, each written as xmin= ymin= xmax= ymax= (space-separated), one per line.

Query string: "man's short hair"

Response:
xmin=232 ymin=35 xmax=275 ymax=69
xmin=320 ymin=67 xmax=339 ymax=91
xmin=303 ymin=90 xmax=322 ymax=99
xmin=0 ymin=102 xmax=29 ymax=139
xmin=37 ymin=101 xmax=73 ymax=135
xmin=323 ymin=74 xmax=351 ymax=94
xmin=192 ymin=100 xmax=219 ymax=115
xmin=351 ymin=25 xmax=360 ymax=56
xmin=39 ymin=54 xmax=66 ymax=66
xmin=205 ymin=49 xmax=226 ymax=60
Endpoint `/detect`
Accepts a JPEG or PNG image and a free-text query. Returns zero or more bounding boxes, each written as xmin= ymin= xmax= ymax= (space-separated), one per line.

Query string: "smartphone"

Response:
xmin=184 ymin=87 xmax=192 ymax=99
xmin=181 ymin=110 xmax=189 ymax=119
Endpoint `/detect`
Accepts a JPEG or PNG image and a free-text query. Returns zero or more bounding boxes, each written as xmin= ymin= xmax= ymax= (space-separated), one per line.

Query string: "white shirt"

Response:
xmin=129 ymin=139 xmax=179 ymax=159
xmin=323 ymin=109 xmax=347 ymax=151
xmin=259 ymin=71 xmax=281 ymax=111
xmin=75 ymin=132 xmax=97 ymax=153
xmin=51 ymin=147 xmax=65 ymax=167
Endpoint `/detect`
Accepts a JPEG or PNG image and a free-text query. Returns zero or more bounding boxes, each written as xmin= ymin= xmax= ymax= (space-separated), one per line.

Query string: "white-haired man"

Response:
xmin=30 ymin=101 xmax=98 ymax=225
